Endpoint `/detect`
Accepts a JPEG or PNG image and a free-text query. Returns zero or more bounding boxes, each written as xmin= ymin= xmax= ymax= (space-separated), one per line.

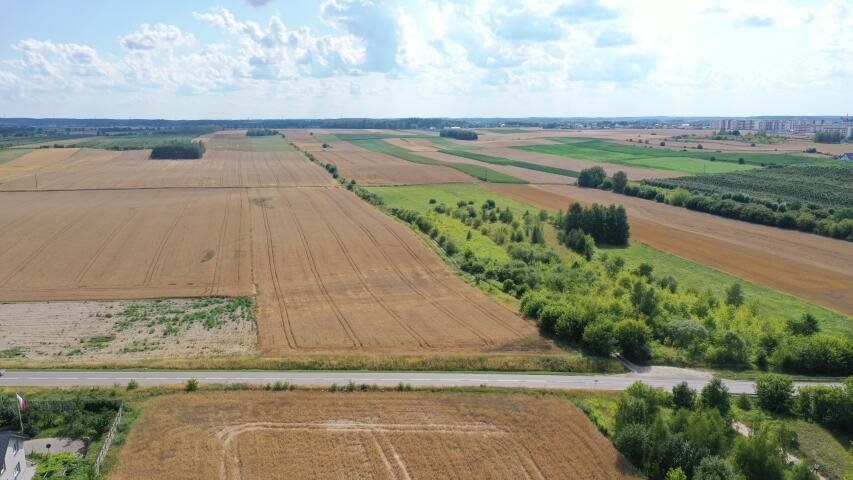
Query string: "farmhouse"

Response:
xmin=838 ymin=152 xmax=853 ymax=162
xmin=0 ymin=431 xmax=26 ymax=480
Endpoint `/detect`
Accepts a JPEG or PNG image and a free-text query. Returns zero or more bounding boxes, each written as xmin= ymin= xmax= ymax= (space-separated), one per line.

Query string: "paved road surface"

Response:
xmin=0 ymin=369 xmax=838 ymax=394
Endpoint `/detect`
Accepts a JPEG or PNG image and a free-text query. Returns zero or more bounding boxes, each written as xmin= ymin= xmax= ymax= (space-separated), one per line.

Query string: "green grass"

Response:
xmin=69 ymin=135 xmax=196 ymax=150
xmin=515 ymin=137 xmax=827 ymax=174
xmin=439 ymin=148 xmax=578 ymax=179
xmin=369 ymin=182 xmax=851 ymax=337
xmin=247 ymin=135 xmax=295 ymax=151
xmin=0 ymin=147 xmax=34 ymax=165
xmin=352 ymin=139 xmax=527 ymax=184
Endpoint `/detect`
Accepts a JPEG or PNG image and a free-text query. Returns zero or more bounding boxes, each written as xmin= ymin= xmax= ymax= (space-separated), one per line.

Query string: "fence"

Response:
xmin=95 ymin=405 xmax=123 ymax=474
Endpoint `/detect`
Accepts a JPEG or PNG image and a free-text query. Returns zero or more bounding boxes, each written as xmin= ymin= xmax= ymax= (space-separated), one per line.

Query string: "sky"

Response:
xmin=0 ymin=0 xmax=851 ymax=119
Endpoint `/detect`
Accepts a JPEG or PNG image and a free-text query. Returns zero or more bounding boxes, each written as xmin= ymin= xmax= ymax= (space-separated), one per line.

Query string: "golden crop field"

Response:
xmin=111 ymin=391 xmax=640 ymax=480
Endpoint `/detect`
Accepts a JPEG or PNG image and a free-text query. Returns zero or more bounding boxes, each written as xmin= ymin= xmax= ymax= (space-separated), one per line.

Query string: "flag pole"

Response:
xmin=17 ymin=394 xmax=24 ymax=433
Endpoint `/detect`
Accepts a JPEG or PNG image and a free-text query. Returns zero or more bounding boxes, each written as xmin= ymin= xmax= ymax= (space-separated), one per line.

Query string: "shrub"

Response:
xmin=614 ymin=422 xmax=648 ymax=467
xmin=671 ymin=382 xmax=696 ymax=409
xmin=786 ymin=312 xmax=819 ymax=336
xmin=611 ymin=171 xmax=628 ymax=193
xmin=578 ymin=166 xmax=607 ymax=188
xmin=615 ymin=319 xmax=651 ymax=361
xmin=724 ymin=283 xmax=743 ymax=306
xmin=701 ymin=378 xmax=730 ymax=416
xmin=754 ymin=374 xmax=794 ymax=414
xmin=186 ymin=378 xmax=199 ymax=392
xmin=693 ymin=455 xmax=736 ymax=480
xmin=731 ymin=430 xmax=785 ymax=480
xmin=735 ymin=393 xmax=752 ymax=410
xmin=582 ymin=320 xmax=616 ymax=356
xmin=769 ymin=334 xmax=852 ymax=376
xmin=126 ymin=380 xmax=139 ymax=391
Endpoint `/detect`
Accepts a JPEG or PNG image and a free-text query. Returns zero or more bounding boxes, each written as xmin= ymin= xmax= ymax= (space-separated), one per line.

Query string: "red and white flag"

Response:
xmin=16 ymin=394 xmax=26 ymax=413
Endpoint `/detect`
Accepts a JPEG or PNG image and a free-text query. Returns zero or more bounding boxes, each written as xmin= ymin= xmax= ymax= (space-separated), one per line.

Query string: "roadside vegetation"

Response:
xmin=599 ymin=376 xmax=853 ymax=480
xmin=369 ymin=183 xmax=852 ymax=376
xmin=581 ymin=165 xmax=853 ymax=241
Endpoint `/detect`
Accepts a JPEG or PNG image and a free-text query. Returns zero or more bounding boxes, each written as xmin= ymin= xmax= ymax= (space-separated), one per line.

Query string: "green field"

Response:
xmin=0 ymin=147 xmax=34 ymax=165
xmin=368 ymin=183 xmax=851 ymax=336
xmin=247 ymin=135 xmax=295 ymax=151
xmin=645 ymin=164 xmax=853 ymax=208
xmin=69 ymin=135 xmax=197 ymax=150
xmin=516 ymin=137 xmax=824 ymax=173
xmin=351 ymin=139 xmax=528 ymax=184
xmin=439 ymin=148 xmax=578 ymax=179
xmin=331 ymin=133 xmax=433 ymax=141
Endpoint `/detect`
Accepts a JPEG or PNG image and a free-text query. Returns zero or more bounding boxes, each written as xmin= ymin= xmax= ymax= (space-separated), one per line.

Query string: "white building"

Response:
xmin=0 ymin=432 xmax=26 ymax=480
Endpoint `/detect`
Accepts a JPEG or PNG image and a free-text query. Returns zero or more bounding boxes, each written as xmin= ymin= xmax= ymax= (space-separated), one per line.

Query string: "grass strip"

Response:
xmin=439 ymin=148 xmax=578 ymax=178
xmin=353 ymin=139 xmax=528 ymax=184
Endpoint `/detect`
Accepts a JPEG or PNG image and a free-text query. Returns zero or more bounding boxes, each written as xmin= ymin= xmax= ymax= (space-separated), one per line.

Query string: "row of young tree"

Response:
xmin=813 ymin=130 xmax=844 ymax=143
xmin=149 ymin=140 xmax=205 ymax=159
xmin=556 ymin=201 xmax=630 ymax=258
xmin=611 ymin=378 xmax=834 ymax=480
xmin=439 ymin=128 xmax=478 ymax=140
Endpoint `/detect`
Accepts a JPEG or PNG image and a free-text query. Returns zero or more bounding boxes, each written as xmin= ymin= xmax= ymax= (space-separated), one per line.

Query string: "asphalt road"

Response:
xmin=0 ymin=370 xmax=837 ymax=394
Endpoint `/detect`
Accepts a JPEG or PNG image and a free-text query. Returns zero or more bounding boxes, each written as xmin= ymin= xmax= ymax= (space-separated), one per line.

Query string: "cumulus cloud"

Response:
xmin=739 ymin=15 xmax=775 ymax=27
xmin=121 ymin=23 xmax=196 ymax=50
xmin=494 ymin=10 xmax=563 ymax=41
xmin=247 ymin=0 xmax=273 ymax=6
xmin=320 ymin=0 xmax=402 ymax=73
xmin=554 ymin=0 xmax=618 ymax=23
xmin=595 ymin=29 xmax=634 ymax=47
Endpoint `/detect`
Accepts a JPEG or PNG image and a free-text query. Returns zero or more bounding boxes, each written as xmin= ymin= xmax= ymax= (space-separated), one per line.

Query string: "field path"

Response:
xmin=487 ymin=184 xmax=853 ymax=315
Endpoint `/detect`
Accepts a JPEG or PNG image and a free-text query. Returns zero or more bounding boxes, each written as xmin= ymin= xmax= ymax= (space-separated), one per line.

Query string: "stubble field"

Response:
xmin=110 ymin=391 xmax=639 ymax=480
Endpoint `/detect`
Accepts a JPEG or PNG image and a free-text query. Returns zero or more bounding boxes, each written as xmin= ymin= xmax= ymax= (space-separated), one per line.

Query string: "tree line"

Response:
xmin=246 ymin=128 xmax=280 ymax=137
xmin=150 ymin=140 xmax=205 ymax=159
xmin=439 ymin=128 xmax=478 ymax=140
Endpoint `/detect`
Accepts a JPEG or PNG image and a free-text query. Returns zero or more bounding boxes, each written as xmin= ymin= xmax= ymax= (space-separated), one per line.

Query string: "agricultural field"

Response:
xmin=437 ymin=148 xmax=579 ymax=178
xmin=0 ymin=147 xmax=34 ymax=164
xmin=646 ymin=164 xmax=853 ymax=208
xmin=248 ymin=186 xmax=549 ymax=355
xmin=312 ymin=149 xmax=472 ymax=185
xmin=67 ymin=134 xmax=199 ymax=150
xmin=474 ymin=146 xmax=680 ymax=180
xmin=110 ymin=391 xmax=639 ymax=480
xmin=517 ymin=138 xmax=760 ymax=174
xmin=350 ymin=138 xmax=528 ymax=183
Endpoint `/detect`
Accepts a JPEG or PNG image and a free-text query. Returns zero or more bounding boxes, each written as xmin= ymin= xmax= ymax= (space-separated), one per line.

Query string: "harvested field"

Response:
xmin=249 ymin=187 xmax=549 ymax=354
xmin=0 ymin=298 xmax=255 ymax=360
xmin=488 ymin=184 xmax=853 ymax=315
xmin=0 ymin=147 xmax=333 ymax=190
xmin=0 ymin=188 xmax=252 ymax=301
xmin=111 ymin=391 xmax=639 ymax=480
xmin=313 ymin=149 xmax=471 ymax=185
xmin=478 ymin=146 xmax=680 ymax=180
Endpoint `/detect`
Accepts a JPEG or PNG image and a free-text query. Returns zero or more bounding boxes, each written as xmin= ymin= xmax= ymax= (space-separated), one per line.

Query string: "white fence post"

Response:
xmin=95 ymin=405 xmax=123 ymax=474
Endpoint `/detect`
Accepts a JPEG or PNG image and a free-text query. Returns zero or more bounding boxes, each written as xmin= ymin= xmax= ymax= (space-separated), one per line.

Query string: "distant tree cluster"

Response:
xmin=813 ymin=130 xmax=844 ymax=143
xmin=556 ymin=202 xmax=630 ymax=253
xmin=246 ymin=128 xmax=279 ymax=136
xmin=150 ymin=140 xmax=205 ymax=159
xmin=439 ymin=128 xmax=478 ymax=140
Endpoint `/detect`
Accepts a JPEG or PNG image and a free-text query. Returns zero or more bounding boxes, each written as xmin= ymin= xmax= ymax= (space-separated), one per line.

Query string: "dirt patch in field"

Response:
xmin=313 ymin=150 xmax=471 ymax=185
xmin=478 ymin=146 xmax=681 ymax=180
xmin=488 ymin=184 xmax=853 ymax=315
xmin=249 ymin=187 xmax=550 ymax=354
xmin=111 ymin=391 xmax=639 ymax=480
xmin=0 ymin=298 xmax=255 ymax=360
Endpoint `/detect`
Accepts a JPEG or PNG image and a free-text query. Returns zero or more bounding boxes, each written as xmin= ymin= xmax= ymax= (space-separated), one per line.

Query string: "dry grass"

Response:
xmin=313 ymin=149 xmax=471 ymax=185
xmin=110 ymin=391 xmax=640 ymax=480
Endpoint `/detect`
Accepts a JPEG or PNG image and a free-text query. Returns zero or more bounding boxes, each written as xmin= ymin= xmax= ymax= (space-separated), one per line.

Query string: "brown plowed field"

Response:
xmin=250 ymin=187 xmax=548 ymax=354
xmin=313 ymin=149 xmax=471 ymax=185
xmin=111 ymin=391 xmax=639 ymax=480
xmin=479 ymin=146 xmax=681 ymax=180
xmin=0 ymin=148 xmax=333 ymax=190
xmin=0 ymin=188 xmax=253 ymax=301
xmin=488 ymin=184 xmax=853 ymax=315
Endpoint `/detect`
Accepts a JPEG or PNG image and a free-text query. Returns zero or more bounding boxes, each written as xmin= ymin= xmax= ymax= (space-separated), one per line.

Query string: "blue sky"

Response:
xmin=0 ymin=0 xmax=850 ymax=119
